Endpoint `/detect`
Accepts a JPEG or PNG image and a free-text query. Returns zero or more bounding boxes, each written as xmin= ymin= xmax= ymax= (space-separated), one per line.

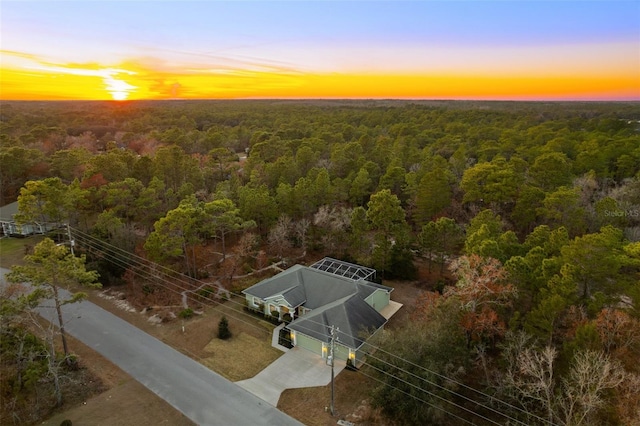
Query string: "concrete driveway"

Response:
xmin=236 ymin=347 xmax=346 ymax=406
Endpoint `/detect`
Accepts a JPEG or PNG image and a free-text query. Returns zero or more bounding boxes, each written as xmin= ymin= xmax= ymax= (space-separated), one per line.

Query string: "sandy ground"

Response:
xmin=38 ymin=331 xmax=195 ymax=426
xmin=42 ymin=379 xmax=195 ymax=426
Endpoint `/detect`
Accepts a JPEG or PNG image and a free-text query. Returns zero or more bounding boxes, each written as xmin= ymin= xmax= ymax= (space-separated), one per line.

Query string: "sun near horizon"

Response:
xmin=1 ymin=1 xmax=638 ymax=102
xmin=2 ymin=58 xmax=638 ymax=102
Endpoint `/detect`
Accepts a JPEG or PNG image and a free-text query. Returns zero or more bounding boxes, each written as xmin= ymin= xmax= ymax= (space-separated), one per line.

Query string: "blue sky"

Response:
xmin=2 ymin=1 xmax=639 ymax=100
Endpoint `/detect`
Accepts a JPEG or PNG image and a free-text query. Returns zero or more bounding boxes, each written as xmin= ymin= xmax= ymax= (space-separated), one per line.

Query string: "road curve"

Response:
xmin=1 ymin=268 xmax=302 ymax=426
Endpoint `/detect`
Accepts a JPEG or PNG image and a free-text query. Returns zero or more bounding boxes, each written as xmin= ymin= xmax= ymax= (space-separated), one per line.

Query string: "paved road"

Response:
xmin=1 ymin=268 xmax=302 ymax=426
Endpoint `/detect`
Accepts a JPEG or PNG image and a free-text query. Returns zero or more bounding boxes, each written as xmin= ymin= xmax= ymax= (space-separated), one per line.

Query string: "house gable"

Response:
xmin=243 ymin=258 xmax=394 ymax=354
xmin=288 ymin=294 xmax=387 ymax=350
xmin=0 ymin=201 xmax=62 ymax=237
xmin=242 ymin=263 xmax=381 ymax=311
xmin=243 ymin=264 xmax=307 ymax=300
xmin=364 ymin=288 xmax=391 ymax=313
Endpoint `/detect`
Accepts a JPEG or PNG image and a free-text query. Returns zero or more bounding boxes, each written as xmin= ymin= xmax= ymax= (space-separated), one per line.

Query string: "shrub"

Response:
xmin=64 ymin=354 xmax=79 ymax=370
xmin=197 ymin=287 xmax=214 ymax=299
xmin=243 ymin=306 xmax=260 ymax=316
xmin=179 ymin=308 xmax=194 ymax=319
xmin=218 ymin=316 xmax=231 ymax=340
xmin=263 ymin=313 xmax=281 ymax=325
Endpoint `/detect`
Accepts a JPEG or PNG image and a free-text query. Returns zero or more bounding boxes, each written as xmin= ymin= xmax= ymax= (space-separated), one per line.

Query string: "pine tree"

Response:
xmin=218 ymin=315 xmax=231 ymax=340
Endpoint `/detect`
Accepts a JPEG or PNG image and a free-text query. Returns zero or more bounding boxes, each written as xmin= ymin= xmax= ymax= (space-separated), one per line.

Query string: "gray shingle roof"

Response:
xmin=243 ymin=264 xmax=307 ymax=300
xmin=281 ymin=285 xmax=306 ymax=307
xmin=288 ymin=295 xmax=387 ymax=350
xmin=242 ymin=263 xmax=390 ymax=309
xmin=0 ymin=202 xmax=19 ymax=222
xmin=243 ymin=260 xmax=392 ymax=350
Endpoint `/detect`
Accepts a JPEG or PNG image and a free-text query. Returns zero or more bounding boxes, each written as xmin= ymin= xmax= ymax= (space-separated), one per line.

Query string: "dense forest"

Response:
xmin=2 ymin=100 xmax=640 ymax=425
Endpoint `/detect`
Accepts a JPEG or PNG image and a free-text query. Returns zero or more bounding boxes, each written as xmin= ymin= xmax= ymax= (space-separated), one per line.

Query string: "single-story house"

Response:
xmin=243 ymin=258 xmax=394 ymax=363
xmin=0 ymin=201 xmax=60 ymax=237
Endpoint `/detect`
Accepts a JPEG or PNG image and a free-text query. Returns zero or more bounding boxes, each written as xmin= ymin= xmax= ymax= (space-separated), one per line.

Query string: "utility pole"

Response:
xmin=329 ymin=325 xmax=339 ymax=416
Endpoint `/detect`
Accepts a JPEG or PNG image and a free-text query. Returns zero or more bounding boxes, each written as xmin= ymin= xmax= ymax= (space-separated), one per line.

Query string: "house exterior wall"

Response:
xmin=365 ymin=289 xmax=391 ymax=312
xmin=0 ymin=220 xmax=58 ymax=237
xmin=293 ymin=332 xmax=324 ymax=357
xmin=335 ymin=343 xmax=352 ymax=361
xmin=1 ymin=221 xmax=37 ymax=236
xmin=246 ymin=294 xmax=265 ymax=312
xmin=352 ymin=323 xmax=387 ymax=364
xmin=40 ymin=222 xmax=60 ymax=234
xmin=1 ymin=201 xmax=61 ymax=237
xmin=354 ymin=348 xmax=366 ymax=364
xmin=245 ymin=293 xmax=296 ymax=320
xmin=292 ymin=332 xmax=360 ymax=362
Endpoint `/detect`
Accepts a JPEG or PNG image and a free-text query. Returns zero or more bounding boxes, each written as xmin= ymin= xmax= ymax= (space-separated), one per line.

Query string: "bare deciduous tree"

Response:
xmin=268 ymin=214 xmax=292 ymax=260
xmin=615 ymin=372 xmax=640 ymax=426
xmin=498 ymin=335 xmax=628 ymax=426
xmin=294 ymin=218 xmax=310 ymax=254
xmin=510 ymin=346 xmax=557 ymax=424
xmin=235 ymin=232 xmax=260 ymax=261
xmin=558 ymin=350 xmax=627 ymax=426
xmin=314 ymin=205 xmax=353 ymax=254
xmin=594 ymin=308 xmax=640 ymax=354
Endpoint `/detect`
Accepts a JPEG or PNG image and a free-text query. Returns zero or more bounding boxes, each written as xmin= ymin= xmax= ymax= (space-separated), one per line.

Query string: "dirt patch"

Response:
xmin=30 ymin=330 xmax=194 ymax=426
xmin=277 ymin=366 xmax=385 ymax=426
xmin=41 ymin=378 xmax=194 ymax=426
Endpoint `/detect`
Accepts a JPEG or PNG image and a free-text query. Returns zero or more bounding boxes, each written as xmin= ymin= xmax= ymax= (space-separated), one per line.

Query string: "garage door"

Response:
xmin=295 ymin=333 xmax=324 ymax=357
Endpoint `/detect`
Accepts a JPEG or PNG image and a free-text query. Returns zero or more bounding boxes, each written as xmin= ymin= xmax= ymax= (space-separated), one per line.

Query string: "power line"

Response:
xmin=361 ymin=358 xmax=502 ymax=425
xmin=73 ymin=234 xmax=272 ymax=336
xmin=357 ymin=339 xmax=552 ymax=425
xmin=69 ymin=226 xmax=547 ymax=425
xmin=278 ymin=313 xmax=534 ymax=425
xmin=279 ymin=314 xmax=549 ymax=424
xmin=355 ymin=367 xmax=478 ymax=425
xmin=361 ymin=350 xmax=525 ymax=425
xmin=286 ymin=315 xmax=538 ymax=425
xmin=70 ymin=228 xmax=272 ymax=336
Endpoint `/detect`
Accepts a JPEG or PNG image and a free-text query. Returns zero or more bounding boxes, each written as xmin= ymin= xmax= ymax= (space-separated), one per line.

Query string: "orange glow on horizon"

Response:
xmin=1 ymin=58 xmax=638 ymax=101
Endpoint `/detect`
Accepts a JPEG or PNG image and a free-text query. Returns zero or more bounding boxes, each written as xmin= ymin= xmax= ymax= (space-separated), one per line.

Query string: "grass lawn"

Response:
xmin=0 ymin=235 xmax=44 ymax=268
xmin=90 ymin=292 xmax=286 ymax=383
xmin=202 ymin=332 xmax=283 ymax=381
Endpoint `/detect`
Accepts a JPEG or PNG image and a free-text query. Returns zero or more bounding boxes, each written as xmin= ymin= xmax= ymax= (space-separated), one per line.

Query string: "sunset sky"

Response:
xmin=1 ymin=1 xmax=639 ymax=101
